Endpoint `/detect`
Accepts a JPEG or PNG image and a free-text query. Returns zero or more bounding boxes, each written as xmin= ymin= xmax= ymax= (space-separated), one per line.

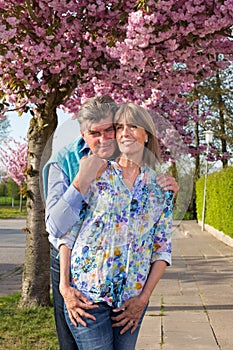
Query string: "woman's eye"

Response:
xmin=130 ymin=124 xmax=137 ymax=129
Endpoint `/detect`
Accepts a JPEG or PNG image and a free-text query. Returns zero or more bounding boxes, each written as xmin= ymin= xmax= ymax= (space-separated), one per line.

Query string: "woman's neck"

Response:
xmin=117 ymin=155 xmax=142 ymax=191
xmin=118 ymin=154 xmax=142 ymax=169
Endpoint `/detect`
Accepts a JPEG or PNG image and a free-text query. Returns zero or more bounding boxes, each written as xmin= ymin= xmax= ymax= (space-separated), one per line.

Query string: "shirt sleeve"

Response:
xmin=151 ymin=191 xmax=173 ymax=266
xmin=57 ymin=222 xmax=82 ymax=250
xmin=45 ymin=163 xmax=84 ymax=238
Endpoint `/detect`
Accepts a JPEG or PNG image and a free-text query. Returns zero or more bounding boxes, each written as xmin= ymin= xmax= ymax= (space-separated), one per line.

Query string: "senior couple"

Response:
xmin=43 ymin=96 xmax=179 ymax=350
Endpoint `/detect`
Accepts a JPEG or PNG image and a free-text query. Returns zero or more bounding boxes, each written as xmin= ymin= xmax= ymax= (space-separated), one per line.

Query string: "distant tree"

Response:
xmin=189 ymin=63 xmax=233 ymax=167
xmin=0 ymin=138 xmax=27 ymax=211
xmin=0 ymin=117 xmax=10 ymax=142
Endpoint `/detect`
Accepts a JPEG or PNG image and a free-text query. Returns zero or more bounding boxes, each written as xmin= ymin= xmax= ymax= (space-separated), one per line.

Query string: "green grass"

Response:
xmin=0 ymin=207 xmax=27 ymax=219
xmin=0 ymin=293 xmax=59 ymax=350
xmin=0 ymin=196 xmax=26 ymax=206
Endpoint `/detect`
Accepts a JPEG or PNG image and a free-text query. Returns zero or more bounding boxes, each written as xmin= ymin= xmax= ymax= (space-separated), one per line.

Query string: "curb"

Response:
xmin=198 ymin=221 xmax=233 ymax=248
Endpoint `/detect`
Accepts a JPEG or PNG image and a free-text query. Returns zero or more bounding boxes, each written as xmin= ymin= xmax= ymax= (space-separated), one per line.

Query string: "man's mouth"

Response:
xmin=98 ymin=142 xmax=114 ymax=150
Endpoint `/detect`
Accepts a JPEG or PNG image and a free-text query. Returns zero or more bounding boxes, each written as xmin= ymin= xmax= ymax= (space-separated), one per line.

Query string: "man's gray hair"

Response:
xmin=77 ymin=95 xmax=118 ymax=131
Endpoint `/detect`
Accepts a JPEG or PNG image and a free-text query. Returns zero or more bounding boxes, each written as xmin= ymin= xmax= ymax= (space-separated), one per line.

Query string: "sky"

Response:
xmin=7 ymin=109 xmax=81 ymax=152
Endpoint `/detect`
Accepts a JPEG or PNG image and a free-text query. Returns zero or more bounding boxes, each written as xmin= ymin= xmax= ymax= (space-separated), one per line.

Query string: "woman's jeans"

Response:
xmin=50 ymin=244 xmax=78 ymax=350
xmin=64 ymin=301 xmax=147 ymax=350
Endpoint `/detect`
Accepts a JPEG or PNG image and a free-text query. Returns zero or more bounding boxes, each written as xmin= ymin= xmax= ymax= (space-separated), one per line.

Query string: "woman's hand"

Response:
xmin=60 ymin=284 xmax=98 ymax=327
xmin=111 ymin=295 xmax=148 ymax=334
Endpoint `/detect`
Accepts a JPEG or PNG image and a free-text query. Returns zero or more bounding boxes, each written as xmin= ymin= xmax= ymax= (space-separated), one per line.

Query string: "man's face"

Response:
xmin=81 ymin=116 xmax=116 ymax=159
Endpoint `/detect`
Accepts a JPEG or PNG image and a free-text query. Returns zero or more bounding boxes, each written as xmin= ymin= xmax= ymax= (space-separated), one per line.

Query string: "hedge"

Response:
xmin=196 ymin=166 xmax=233 ymax=238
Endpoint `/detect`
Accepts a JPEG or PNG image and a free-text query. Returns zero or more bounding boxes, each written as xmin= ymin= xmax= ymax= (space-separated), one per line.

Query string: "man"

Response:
xmin=43 ymin=95 xmax=179 ymax=350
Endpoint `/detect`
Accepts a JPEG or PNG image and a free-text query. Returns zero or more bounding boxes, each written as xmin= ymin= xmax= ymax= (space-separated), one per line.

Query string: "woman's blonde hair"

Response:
xmin=114 ymin=103 xmax=160 ymax=169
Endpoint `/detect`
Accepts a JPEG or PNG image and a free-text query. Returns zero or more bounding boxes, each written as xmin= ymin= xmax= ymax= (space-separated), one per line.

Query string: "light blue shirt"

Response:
xmin=44 ymin=139 xmax=90 ymax=249
xmin=45 ymin=163 xmax=84 ymax=249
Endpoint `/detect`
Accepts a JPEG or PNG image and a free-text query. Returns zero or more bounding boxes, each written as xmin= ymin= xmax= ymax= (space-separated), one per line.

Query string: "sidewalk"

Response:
xmin=137 ymin=221 xmax=233 ymax=350
xmin=0 ymin=219 xmax=233 ymax=349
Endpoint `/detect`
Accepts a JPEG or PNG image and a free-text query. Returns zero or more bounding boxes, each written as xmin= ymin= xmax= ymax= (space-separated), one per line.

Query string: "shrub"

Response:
xmin=196 ymin=166 xmax=233 ymax=238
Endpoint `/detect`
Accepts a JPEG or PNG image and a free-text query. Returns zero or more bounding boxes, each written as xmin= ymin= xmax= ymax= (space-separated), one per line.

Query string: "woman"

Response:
xmin=59 ymin=103 xmax=173 ymax=350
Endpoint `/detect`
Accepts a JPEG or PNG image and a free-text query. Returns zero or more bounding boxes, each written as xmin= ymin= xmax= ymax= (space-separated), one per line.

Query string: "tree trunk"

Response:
xmin=19 ymin=192 xmax=23 ymax=212
xmin=11 ymin=182 xmax=14 ymax=207
xmin=219 ymin=108 xmax=228 ymax=168
xmin=216 ymin=69 xmax=228 ymax=168
xmin=20 ymin=108 xmax=57 ymax=307
xmin=191 ymin=121 xmax=201 ymax=220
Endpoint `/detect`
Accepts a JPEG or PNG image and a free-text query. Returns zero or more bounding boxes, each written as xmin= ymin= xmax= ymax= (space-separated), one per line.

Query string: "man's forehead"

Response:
xmin=84 ymin=116 xmax=113 ymax=132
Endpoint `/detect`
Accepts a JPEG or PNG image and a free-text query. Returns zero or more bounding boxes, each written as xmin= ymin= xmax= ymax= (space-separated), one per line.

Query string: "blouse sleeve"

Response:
xmin=57 ymin=221 xmax=83 ymax=250
xmin=151 ymin=190 xmax=173 ymax=266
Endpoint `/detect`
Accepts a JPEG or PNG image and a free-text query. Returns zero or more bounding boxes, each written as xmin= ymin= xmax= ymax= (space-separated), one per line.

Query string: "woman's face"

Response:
xmin=115 ymin=121 xmax=148 ymax=157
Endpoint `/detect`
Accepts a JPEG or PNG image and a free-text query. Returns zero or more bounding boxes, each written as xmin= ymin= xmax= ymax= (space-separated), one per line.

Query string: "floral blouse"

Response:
xmin=59 ymin=161 xmax=173 ymax=308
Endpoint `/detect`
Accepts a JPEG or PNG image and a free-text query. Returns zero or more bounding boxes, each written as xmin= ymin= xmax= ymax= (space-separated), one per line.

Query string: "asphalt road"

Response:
xmin=0 ymin=219 xmax=26 ymax=276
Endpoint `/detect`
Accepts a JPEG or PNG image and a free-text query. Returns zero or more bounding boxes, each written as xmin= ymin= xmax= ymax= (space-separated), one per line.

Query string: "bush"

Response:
xmin=196 ymin=166 xmax=233 ymax=238
xmin=0 ymin=178 xmax=20 ymax=199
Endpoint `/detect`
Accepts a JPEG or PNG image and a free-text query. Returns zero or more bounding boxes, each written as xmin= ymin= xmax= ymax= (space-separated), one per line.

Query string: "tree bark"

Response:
xmin=192 ymin=121 xmax=200 ymax=220
xmin=20 ymin=107 xmax=57 ymax=307
xmin=216 ymin=72 xmax=228 ymax=168
xmin=19 ymin=192 xmax=23 ymax=212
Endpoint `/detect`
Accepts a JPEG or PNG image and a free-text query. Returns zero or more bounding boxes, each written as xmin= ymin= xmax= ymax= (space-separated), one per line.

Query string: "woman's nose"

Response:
xmin=121 ymin=125 xmax=130 ymax=136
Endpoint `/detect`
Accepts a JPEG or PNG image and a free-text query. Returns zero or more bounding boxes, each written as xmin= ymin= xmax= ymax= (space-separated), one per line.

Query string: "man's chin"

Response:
xmin=97 ymin=148 xmax=115 ymax=159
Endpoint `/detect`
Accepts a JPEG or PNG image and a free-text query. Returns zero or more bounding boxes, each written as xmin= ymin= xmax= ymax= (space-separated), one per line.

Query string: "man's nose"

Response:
xmin=99 ymin=131 xmax=111 ymax=143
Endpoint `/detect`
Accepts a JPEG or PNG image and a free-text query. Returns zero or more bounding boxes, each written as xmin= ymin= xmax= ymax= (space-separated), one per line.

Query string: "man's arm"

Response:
xmin=45 ymin=163 xmax=84 ymax=238
xmin=46 ymin=156 xmax=107 ymax=239
xmin=157 ymin=174 xmax=179 ymax=196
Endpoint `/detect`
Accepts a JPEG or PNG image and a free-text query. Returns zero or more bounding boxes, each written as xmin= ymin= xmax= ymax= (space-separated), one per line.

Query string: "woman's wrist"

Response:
xmin=59 ymin=282 xmax=71 ymax=297
xmin=138 ymin=292 xmax=150 ymax=306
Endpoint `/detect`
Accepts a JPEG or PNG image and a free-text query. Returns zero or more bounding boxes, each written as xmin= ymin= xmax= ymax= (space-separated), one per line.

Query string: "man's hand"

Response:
xmin=59 ymin=284 xmax=98 ymax=327
xmin=73 ymin=154 xmax=107 ymax=194
xmin=111 ymin=296 xmax=147 ymax=335
xmin=157 ymin=174 xmax=179 ymax=196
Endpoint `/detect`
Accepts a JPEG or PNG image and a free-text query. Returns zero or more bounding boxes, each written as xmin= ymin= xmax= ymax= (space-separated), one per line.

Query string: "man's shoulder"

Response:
xmin=55 ymin=138 xmax=84 ymax=161
xmin=42 ymin=137 xmax=86 ymax=191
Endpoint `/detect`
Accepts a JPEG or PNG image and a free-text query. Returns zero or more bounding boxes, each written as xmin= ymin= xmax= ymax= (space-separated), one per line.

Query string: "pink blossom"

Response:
xmin=0 ymin=138 xmax=28 ymax=187
xmin=6 ymin=17 xmax=18 ymax=25
xmin=0 ymin=0 xmax=232 ymax=161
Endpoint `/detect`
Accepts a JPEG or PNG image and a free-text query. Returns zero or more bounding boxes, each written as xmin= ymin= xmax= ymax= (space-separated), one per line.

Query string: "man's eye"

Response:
xmin=105 ymin=127 xmax=114 ymax=133
xmin=130 ymin=124 xmax=137 ymax=129
xmin=89 ymin=131 xmax=100 ymax=136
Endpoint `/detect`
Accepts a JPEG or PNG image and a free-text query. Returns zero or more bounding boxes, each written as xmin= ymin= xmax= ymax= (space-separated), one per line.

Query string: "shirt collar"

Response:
xmin=79 ymin=139 xmax=91 ymax=155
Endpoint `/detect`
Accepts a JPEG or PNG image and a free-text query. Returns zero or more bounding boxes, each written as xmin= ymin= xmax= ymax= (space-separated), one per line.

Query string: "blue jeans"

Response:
xmin=50 ymin=244 xmax=79 ymax=350
xmin=64 ymin=301 xmax=147 ymax=350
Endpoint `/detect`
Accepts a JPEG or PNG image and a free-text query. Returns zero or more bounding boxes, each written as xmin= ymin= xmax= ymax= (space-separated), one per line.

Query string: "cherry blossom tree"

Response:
xmin=0 ymin=138 xmax=27 ymax=211
xmin=0 ymin=0 xmax=233 ymax=306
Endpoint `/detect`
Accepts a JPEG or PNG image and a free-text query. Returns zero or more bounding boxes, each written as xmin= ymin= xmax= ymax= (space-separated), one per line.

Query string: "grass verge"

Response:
xmin=0 ymin=207 xmax=26 ymax=219
xmin=0 ymin=293 xmax=59 ymax=350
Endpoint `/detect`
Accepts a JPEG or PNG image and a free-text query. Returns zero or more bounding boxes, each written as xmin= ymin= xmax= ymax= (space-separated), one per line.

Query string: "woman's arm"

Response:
xmin=59 ymin=244 xmax=98 ymax=327
xmin=139 ymin=260 xmax=167 ymax=305
xmin=112 ymin=190 xmax=173 ymax=334
xmin=111 ymin=260 xmax=167 ymax=334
